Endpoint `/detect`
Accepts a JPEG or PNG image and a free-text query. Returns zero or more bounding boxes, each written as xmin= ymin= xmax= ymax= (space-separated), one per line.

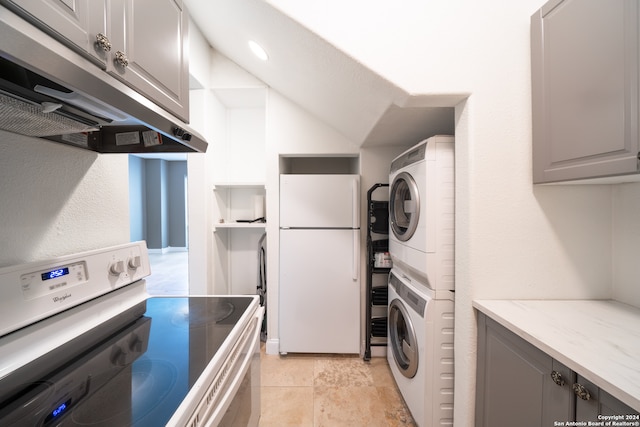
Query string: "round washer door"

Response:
xmin=388 ymin=298 xmax=419 ymax=378
xmin=389 ymin=171 xmax=420 ymax=242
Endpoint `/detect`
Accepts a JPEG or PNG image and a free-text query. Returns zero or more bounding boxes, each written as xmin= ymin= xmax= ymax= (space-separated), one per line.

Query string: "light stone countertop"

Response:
xmin=473 ymin=299 xmax=640 ymax=411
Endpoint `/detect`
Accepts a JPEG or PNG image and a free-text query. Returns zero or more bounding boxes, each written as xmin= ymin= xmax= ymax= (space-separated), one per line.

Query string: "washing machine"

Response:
xmin=389 ymin=135 xmax=454 ymax=291
xmin=387 ymin=268 xmax=454 ymax=427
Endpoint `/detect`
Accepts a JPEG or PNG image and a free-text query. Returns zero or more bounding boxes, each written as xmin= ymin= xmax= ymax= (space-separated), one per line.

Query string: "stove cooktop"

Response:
xmin=0 ymin=296 xmax=254 ymax=426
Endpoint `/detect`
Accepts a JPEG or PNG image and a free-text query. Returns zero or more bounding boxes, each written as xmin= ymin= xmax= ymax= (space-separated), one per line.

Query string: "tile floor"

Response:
xmin=259 ymin=345 xmax=416 ymax=427
xmin=146 ymin=251 xmax=415 ymax=426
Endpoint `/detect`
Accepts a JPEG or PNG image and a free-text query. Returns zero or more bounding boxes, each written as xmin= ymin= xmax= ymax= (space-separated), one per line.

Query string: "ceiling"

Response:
xmin=184 ymin=0 xmax=456 ymax=147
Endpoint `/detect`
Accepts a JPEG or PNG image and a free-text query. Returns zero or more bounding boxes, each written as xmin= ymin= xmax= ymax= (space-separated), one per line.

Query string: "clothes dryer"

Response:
xmin=387 ymin=269 xmax=454 ymax=427
xmin=389 ymin=135 xmax=454 ymax=291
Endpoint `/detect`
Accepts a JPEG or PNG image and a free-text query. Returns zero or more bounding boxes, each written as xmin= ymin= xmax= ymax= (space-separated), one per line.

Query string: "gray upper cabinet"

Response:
xmin=3 ymin=0 xmax=189 ymax=122
xmin=107 ymin=0 xmax=189 ymax=122
xmin=2 ymin=0 xmax=109 ymax=65
xmin=531 ymin=0 xmax=640 ymax=183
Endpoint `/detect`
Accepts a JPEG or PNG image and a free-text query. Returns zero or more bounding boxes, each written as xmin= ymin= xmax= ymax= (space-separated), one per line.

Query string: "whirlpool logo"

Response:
xmin=53 ymin=293 xmax=72 ymax=303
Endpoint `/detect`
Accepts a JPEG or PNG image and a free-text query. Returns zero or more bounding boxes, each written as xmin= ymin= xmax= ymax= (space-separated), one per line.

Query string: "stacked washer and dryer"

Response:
xmin=387 ymin=135 xmax=455 ymax=427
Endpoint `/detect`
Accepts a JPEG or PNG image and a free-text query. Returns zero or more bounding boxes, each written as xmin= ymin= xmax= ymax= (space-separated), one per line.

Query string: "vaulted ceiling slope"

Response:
xmin=184 ymin=0 xmax=455 ymax=147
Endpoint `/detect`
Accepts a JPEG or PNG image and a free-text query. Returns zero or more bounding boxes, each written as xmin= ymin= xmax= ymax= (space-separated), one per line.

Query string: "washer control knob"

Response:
xmin=109 ymin=260 xmax=125 ymax=276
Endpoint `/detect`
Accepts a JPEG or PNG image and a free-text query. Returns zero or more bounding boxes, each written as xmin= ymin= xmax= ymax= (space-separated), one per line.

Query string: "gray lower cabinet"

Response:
xmin=531 ymin=0 xmax=640 ymax=183
xmin=476 ymin=313 xmax=572 ymax=427
xmin=2 ymin=0 xmax=189 ymax=122
xmin=574 ymin=374 xmax=639 ymax=421
xmin=476 ymin=313 xmax=638 ymax=427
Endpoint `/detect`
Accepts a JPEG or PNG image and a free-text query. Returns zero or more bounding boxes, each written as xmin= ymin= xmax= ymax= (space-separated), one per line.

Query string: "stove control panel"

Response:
xmin=0 ymin=241 xmax=151 ymax=337
xmin=21 ymin=261 xmax=88 ymax=301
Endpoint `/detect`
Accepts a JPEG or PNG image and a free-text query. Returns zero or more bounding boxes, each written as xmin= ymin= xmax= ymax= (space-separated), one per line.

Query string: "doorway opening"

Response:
xmin=128 ymin=154 xmax=189 ymax=295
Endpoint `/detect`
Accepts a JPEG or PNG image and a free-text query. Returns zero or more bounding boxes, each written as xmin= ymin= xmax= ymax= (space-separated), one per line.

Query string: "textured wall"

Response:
xmin=0 ymin=130 xmax=129 ymax=267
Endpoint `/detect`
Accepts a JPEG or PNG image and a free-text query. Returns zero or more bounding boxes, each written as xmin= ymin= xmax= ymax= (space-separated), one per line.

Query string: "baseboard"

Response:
xmin=265 ymin=338 xmax=279 ymax=355
xmin=370 ymin=346 xmax=387 ymax=358
xmin=148 ymin=246 xmax=188 ymax=254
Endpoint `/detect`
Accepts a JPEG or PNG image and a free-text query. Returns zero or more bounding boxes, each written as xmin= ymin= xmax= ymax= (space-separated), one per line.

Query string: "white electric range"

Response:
xmin=0 ymin=241 xmax=263 ymax=426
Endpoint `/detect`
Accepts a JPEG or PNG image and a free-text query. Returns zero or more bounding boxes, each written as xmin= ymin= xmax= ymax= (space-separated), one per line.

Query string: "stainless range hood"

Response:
xmin=0 ymin=8 xmax=207 ymax=154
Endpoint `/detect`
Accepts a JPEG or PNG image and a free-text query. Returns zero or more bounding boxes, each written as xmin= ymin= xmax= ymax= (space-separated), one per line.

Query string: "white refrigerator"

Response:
xmin=279 ymin=174 xmax=360 ymax=354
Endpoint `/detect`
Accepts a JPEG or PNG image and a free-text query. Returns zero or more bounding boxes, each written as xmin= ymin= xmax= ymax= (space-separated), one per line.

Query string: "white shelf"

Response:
xmin=213 ymin=222 xmax=266 ymax=232
xmin=213 ymin=182 xmax=265 ymax=189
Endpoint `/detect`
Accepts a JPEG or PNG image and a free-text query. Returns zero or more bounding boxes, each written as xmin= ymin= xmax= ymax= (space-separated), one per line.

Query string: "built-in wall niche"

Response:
xmin=279 ymin=156 xmax=360 ymax=174
xmin=213 ymin=184 xmax=266 ymax=228
xmin=213 ymin=227 xmax=265 ymax=295
xmin=212 ymin=87 xmax=266 ymax=184
xmin=210 ymin=87 xmax=267 ymax=296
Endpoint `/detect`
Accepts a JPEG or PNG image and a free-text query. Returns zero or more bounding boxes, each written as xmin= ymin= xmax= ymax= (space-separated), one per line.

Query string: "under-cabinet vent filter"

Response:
xmin=0 ymin=93 xmax=97 ymax=137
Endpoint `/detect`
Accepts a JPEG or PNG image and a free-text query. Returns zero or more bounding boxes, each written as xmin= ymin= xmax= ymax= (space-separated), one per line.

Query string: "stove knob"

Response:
xmin=129 ymin=336 xmax=143 ymax=352
xmin=109 ymin=260 xmax=125 ymax=276
xmin=111 ymin=347 xmax=127 ymax=366
xmin=128 ymin=255 xmax=141 ymax=270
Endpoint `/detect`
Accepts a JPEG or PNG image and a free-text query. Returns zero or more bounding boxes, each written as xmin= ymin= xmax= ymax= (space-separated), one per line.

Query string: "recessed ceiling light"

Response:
xmin=248 ymin=40 xmax=269 ymax=61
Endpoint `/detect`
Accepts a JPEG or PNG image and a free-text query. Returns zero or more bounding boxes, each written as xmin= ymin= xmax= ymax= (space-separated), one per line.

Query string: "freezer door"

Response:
xmin=280 ymin=174 xmax=360 ymax=228
xmin=279 ymin=229 xmax=360 ymax=354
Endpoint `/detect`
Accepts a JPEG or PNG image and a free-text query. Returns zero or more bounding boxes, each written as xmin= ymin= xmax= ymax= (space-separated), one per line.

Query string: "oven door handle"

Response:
xmin=201 ymin=306 xmax=264 ymax=427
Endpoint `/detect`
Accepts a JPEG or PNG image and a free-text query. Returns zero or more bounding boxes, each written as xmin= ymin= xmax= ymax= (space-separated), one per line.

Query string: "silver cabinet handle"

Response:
xmin=551 ymin=371 xmax=565 ymax=386
xmin=114 ymin=51 xmax=129 ymax=68
xmin=572 ymin=383 xmax=591 ymax=401
xmin=95 ymin=33 xmax=112 ymax=52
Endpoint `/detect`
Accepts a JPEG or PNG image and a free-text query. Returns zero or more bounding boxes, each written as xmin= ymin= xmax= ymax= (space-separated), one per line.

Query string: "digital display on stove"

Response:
xmin=46 ymin=399 xmax=70 ymax=423
xmin=41 ymin=267 xmax=69 ymax=281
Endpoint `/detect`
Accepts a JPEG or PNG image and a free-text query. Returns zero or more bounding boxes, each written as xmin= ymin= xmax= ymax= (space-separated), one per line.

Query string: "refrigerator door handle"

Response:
xmin=352 ymin=178 xmax=359 ymax=227
xmin=352 ymin=231 xmax=360 ymax=281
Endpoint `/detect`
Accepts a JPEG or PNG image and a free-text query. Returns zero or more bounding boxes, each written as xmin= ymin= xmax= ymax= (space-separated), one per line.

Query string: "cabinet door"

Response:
xmin=574 ymin=375 xmax=640 ymax=421
xmin=108 ymin=0 xmax=189 ymax=121
xmin=476 ymin=314 xmax=573 ymax=427
xmin=531 ymin=0 xmax=640 ymax=183
xmin=3 ymin=0 xmax=107 ymax=64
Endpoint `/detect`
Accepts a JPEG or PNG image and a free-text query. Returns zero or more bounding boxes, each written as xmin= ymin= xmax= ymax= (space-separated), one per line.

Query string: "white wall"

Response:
xmin=188 ymin=16 xmax=211 ymax=90
xmin=186 ymin=20 xmax=216 ymax=295
xmin=0 ymin=130 xmax=129 ymax=267
xmin=612 ymin=183 xmax=640 ymax=305
xmin=215 ymin=108 xmax=266 ymax=183
xmin=267 ymin=1 xmax=624 ymax=426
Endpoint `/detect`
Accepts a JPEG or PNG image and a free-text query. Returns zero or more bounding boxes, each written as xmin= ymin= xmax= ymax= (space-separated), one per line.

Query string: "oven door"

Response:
xmin=186 ymin=306 xmax=264 ymax=427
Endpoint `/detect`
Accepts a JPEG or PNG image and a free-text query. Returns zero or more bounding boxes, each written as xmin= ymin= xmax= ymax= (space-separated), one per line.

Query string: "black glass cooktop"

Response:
xmin=0 ymin=296 xmax=254 ymax=426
